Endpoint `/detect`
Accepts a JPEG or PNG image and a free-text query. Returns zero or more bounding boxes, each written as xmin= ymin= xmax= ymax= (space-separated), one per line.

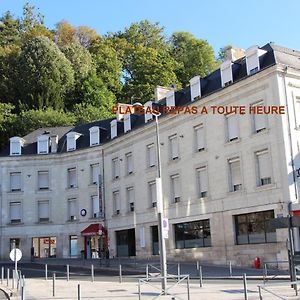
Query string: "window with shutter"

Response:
xmin=126 ymin=152 xmax=133 ymax=174
xmin=113 ymin=191 xmax=120 ymax=215
xmin=92 ymin=195 xmax=100 ymax=218
xmin=68 ymin=168 xmax=77 ymax=188
xmin=149 ymin=181 xmax=157 ymax=207
xmin=10 ymin=172 xmax=21 ymax=192
xmin=124 ymin=114 xmax=131 ymax=133
xmin=112 ymin=158 xmax=120 ymax=179
xmin=38 ymin=201 xmax=49 ymax=222
xmin=171 ymin=174 xmax=181 ymax=203
xmin=68 ymin=199 xmax=77 ymax=221
xmin=10 ymin=137 xmax=24 ymax=156
xmin=127 ymin=187 xmax=134 ymax=212
xmin=147 ymin=144 xmax=156 ymax=167
xmin=229 ymin=158 xmax=242 ymax=191
xmin=227 ymin=114 xmax=239 ymax=141
xmin=66 ymin=132 xmax=81 ymax=152
xmin=111 ymin=119 xmax=117 ymax=139
xmin=91 ymin=164 xmax=100 ymax=184
xmin=220 ymin=61 xmax=233 ymax=87
xmin=194 ymin=125 xmax=205 ymax=151
xmin=196 ymin=167 xmax=208 ymax=198
xmin=144 ymin=101 xmax=153 ymax=123
xmin=252 ymin=102 xmax=266 ymax=133
xmin=246 ymin=53 xmax=259 ymax=75
xmin=10 ymin=202 xmax=21 ymax=223
xmin=38 ymin=171 xmax=49 ymax=190
xmin=190 ymin=76 xmax=201 ymax=101
xmin=169 ymin=135 xmax=179 ymax=160
xmin=89 ymin=127 xmax=100 ymax=146
xmin=256 ymin=150 xmax=272 ymax=186
xmin=166 ymin=90 xmax=175 ymax=107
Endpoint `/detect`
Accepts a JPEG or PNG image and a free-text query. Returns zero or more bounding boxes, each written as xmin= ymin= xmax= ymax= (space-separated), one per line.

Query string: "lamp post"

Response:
xmin=133 ymin=103 xmax=167 ymax=294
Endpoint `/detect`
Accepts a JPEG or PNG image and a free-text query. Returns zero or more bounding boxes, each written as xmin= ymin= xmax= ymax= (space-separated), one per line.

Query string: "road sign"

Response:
xmin=266 ymin=216 xmax=300 ymax=230
xmin=9 ymin=248 xmax=22 ymax=262
xmin=162 ymin=218 xmax=169 ymax=239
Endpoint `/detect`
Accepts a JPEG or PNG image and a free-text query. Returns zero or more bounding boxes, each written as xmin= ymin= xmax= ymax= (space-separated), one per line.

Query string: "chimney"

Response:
xmin=226 ymin=47 xmax=245 ymax=62
xmin=50 ymin=135 xmax=58 ymax=153
xmin=154 ymin=86 xmax=175 ymax=102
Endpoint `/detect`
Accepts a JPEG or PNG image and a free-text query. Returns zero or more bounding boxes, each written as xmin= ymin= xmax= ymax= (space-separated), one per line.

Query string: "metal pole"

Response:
xmin=52 ymin=272 xmax=56 ymax=297
xmin=77 ymin=284 xmax=81 ymax=300
xmin=45 ymin=264 xmax=48 ymax=280
xmin=138 ymin=280 xmax=141 ymax=300
xmin=12 ymin=269 xmax=14 ymax=289
xmin=264 ymin=264 xmax=267 ymax=279
xmin=146 ymin=264 xmax=149 ymax=281
xmin=229 ymin=261 xmax=232 ymax=277
xmin=177 ymin=263 xmax=180 ymax=282
xmin=14 ymin=247 xmax=17 ymax=277
xmin=196 ymin=261 xmax=199 ymax=271
xmin=258 ymin=286 xmax=262 ymax=300
xmin=119 ymin=264 xmax=122 ymax=283
xmin=199 ymin=266 xmax=203 ymax=287
xmin=187 ymin=276 xmax=190 ymax=300
xmin=1 ymin=266 xmax=3 ymax=284
xmin=7 ymin=268 xmax=9 ymax=286
xmin=67 ymin=264 xmax=69 ymax=281
xmin=21 ymin=283 xmax=25 ymax=300
xmin=91 ymin=264 xmax=94 ymax=282
xmin=243 ymin=273 xmax=248 ymax=300
xmin=155 ymin=114 xmax=167 ymax=295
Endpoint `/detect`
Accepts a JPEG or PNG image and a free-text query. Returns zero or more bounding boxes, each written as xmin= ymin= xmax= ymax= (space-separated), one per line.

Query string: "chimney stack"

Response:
xmin=50 ymin=135 xmax=58 ymax=153
xmin=226 ymin=47 xmax=245 ymax=62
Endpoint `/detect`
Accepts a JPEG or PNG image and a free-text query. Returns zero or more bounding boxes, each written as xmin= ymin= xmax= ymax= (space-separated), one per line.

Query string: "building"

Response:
xmin=1 ymin=43 xmax=300 ymax=265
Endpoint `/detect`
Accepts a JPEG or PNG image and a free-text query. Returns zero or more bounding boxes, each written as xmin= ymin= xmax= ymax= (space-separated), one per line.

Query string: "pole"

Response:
xmin=1 ymin=266 xmax=3 ymax=284
xmin=146 ymin=264 xmax=149 ymax=281
xmin=119 ymin=264 xmax=122 ymax=283
xmin=77 ymin=284 xmax=81 ymax=300
xmin=52 ymin=272 xmax=56 ymax=297
xmin=67 ymin=264 xmax=69 ymax=281
xmin=138 ymin=280 xmax=141 ymax=300
xmin=196 ymin=261 xmax=199 ymax=271
xmin=243 ymin=273 xmax=248 ymax=300
xmin=14 ymin=247 xmax=17 ymax=277
xmin=45 ymin=264 xmax=48 ymax=280
xmin=199 ymin=266 xmax=203 ymax=287
xmin=229 ymin=261 xmax=232 ymax=277
xmin=155 ymin=114 xmax=167 ymax=294
xmin=7 ymin=268 xmax=9 ymax=287
xmin=91 ymin=264 xmax=94 ymax=282
xmin=187 ymin=276 xmax=190 ymax=300
xmin=177 ymin=263 xmax=180 ymax=282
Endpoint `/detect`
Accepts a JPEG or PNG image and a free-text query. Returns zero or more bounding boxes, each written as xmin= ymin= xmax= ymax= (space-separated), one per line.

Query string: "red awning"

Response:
xmin=81 ymin=223 xmax=106 ymax=236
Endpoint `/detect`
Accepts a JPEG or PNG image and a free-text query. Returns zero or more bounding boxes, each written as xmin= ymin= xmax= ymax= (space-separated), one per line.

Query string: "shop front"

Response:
xmin=81 ymin=223 xmax=108 ymax=259
xmin=32 ymin=237 xmax=57 ymax=258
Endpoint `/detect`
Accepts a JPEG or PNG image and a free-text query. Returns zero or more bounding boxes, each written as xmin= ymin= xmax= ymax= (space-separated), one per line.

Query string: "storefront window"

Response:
xmin=10 ymin=238 xmax=20 ymax=251
xmin=32 ymin=237 xmax=56 ymax=258
xmin=69 ymin=235 xmax=78 ymax=257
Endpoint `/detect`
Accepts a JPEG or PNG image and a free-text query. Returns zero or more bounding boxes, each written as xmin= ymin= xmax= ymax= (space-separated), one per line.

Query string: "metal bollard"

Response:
xmin=258 ymin=285 xmax=262 ymax=300
xmin=67 ymin=264 xmax=70 ymax=281
xmin=196 ymin=261 xmax=199 ymax=271
xmin=1 ymin=266 xmax=3 ymax=284
xmin=146 ymin=264 xmax=149 ymax=281
xmin=243 ymin=273 xmax=248 ymax=300
xmin=177 ymin=263 xmax=181 ymax=281
xmin=52 ymin=272 xmax=56 ymax=297
xmin=199 ymin=266 xmax=203 ymax=287
xmin=229 ymin=261 xmax=232 ymax=277
xmin=17 ymin=270 xmax=21 ymax=291
xmin=77 ymin=284 xmax=81 ymax=300
xmin=12 ymin=270 xmax=15 ymax=289
xmin=187 ymin=276 xmax=190 ymax=300
xmin=21 ymin=283 xmax=25 ymax=300
xmin=119 ymin=264 xmax=122 ymax=283
xmin=91 ymin=264 xmax=94 ymax=282
xmin=45 ymin=264 xmax=48 ymax=280
xmin=7 ymin=268 xmax=9 ymax=287
xmin=138 ymin=280 xmax=141 ymax=300
xmin=264 ymin=264 xmax=268 ymax=278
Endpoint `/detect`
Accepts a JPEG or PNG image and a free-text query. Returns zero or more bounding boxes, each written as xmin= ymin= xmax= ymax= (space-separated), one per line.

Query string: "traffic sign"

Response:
xmin=9 ymin=248 xmax=22 ymax=262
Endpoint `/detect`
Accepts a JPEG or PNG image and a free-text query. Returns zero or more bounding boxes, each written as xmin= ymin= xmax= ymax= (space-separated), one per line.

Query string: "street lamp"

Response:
xmin=133 ymin=103 xmax=167 ymax=294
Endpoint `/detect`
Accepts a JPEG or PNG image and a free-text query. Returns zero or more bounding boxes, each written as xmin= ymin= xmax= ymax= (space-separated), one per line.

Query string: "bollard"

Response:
xmin=199 ymin=266 xmax=203 ymax=288
xmin=264 ymin=264 xmax=268 ymax=278
xmin=177 ymin=263 xmax=181 ymax=282
xmin=196 ymin=261 xmax=199 ymax=271
xmin=119 ymin=264 xmax=122 ymax=283
xmin=229 ymin=261 xmax=232 ymax=277
xmin=67 ymin=264 xmax=70 ymax=281
xmin=45 ymin=264 xmax=48 ymax=281
xmin=1 ymin=266 xmax=3 ymax=284
xmin=243 ymin=273 xmax=248 ymax=300
xmin=21 ymin=283 xmax=25 ymax=300
xmin=138 ymin=280 xmax=141 ymax=300
xmin=146 ymin=264 xmax=149 ymax=281
xmin=7 ymin=268 xmax=9 ymax=287
xmin=258 ymin=285 xmax=262 ymax=300
xmin=52 ymin=272 xmax=56 ymax=297
xmin=187 ymin=276 xmax=190 ymax=300
xmin=77 ymin=284 xmax=81 ymax=300
xmin=12 ymin=269 xmax=15 ymax=289
xmin=91 ymin=264 xmax=94 ymax=282
xmin=17 ymin=270 xmax=21 ymax=291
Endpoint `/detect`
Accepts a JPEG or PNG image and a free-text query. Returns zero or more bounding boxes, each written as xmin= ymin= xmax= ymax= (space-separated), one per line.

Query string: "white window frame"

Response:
xmin=38 ymin=200 xmax=50 ymax=222
xmin=91 ymin=163 xmax=100 ymax=184
xmin=194 ymin=124 xmax=205 ymax=152
xmin=67 ymin=168 xmax=77 ymax=188
xmin=67 ymin=132 xmax=81 ymax=152
xmin=127 ymin=187 xmax=134 ymax=212
xmin=10 ymin=172 xmax=21 ymax=192
xmin=89 ymin=126 xmax=100 ymax=146
xmin=10 ymin=201 xmax=21 ymax=223
xmin=147 ymin=143 xmax=156 ymax=167
xmin=251 ymin=101 xmax=267 ymax=133
xmin=144 ymin=101 xmax=153 ymax=123
xmin=166 ymin=90 xmax=175 ymax=107
xmin=9 ymin=137 xmax=25 ymax=156
xmin=226 ymin=113 xmax=239 ymax=142
xmin=220 ymin=60 xmax=233 ymax=87
xmin=256 ymin=149 xmax=272 ymax=186
xmin=91 ymin=195 xmax=100 ymax=218
xmin=196 ymin=166 xmax=208 ymax=198
xmin=124 ymin=114 xmax=131 ymax=133
xmin=228 ymin=157 xmax=242 ymax=192
xmin=111 ymin=119 xmax=117 ymax=139
xmin=38 ymin=171 xmax=49 ymax=190
xmin=113 ymin=191 xmax=120 ymax=215
xmin=37 ymin=135 xmax=49 ymax=154
xmin=169 ymin=134 xmax=179 ymax=160
xmin=190 ymin=75 xmax=201 ymax=101
xmin=126 ymin=152 xmax=134 ymax=175
xmin=112 ymin=157 xmax=120 ymax=179
xmin=68 ymin=198 xmax=77 ymax=221
xmin=171 ymin=174 xmax=181 ymax=203
xmin=245 ymin=46 xmax=267 ymax=76
xmin=148 ymin=181 xmax=157 ymax=207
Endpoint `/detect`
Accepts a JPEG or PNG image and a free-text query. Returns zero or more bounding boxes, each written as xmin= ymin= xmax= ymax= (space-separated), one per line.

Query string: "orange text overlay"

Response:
xmin=112 ymin=105 xmax=286 ymax=115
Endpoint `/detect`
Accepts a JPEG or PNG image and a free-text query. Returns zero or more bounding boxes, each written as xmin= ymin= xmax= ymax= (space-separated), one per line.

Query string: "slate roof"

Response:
xmin=1 ymin=43 xmax=299 ymax=157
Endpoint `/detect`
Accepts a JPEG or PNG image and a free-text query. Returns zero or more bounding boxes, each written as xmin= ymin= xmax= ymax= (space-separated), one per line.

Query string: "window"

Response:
xmin=147 ymin=144 xmax=156 ymax=167
xmin=89 ymin=126 xmax=100 ymax=146
xmin=10 ymin=202 xmax=21 ymax=224
xmin=144 ymin=101 xmax=153 ymax=123
xmin=124 ymin=114 xmax=131 ymax=133
xmin=256 ymin=149 xmax=272 ymax=186
xmin=91 ymin=195 xmax=100 ymax=218
xmin=126 ymin=152 xmax=133 ymax=174
xmin=149 ymin=181 xmax=157 ymax=207
xmin=166 ymin=90 xmax=175 ymax=107
xmin=169 ymin=134 xmax=179 ymax=160
xmin=220 ymin=60 xmax=233 ymax=87
xmin=190 ymin=76 xmax=201 ymax=101
xmin=10 ymin=172 xmax=21 ymax=192
xmin=226 ymin=113 xmax=239 ymax=142
xmin=38 ymin=201 xmax=49 ymax=222
xmin=112 ymin=158 xmax=120 ymax=179
xmin=37 ymin=135 xmax=49 ymax=154
xmin=171 ymin=174 xmax=181 ymax=203
xmin=235 ymin=210 xmax=276 ymax=244
xmin=127 ymin=187 xmax=134 ymax=212
xmin=68 ymin=198 xmax=77 ymax=221
xmin=252 ymin=101 xmax=266 ymax=133
xmin=69 ymin=235 xmax=78 ymax=257
xmin=174 ymin=219 xmax=211 ymax=249
xmin=228 ymin=158 xmax=242 ymax=192
xmin=68 ymin=168 xmax=77 ymax=188
xmin=91 ymin=164 xmax=100 ymax=184
xmin=9 ymin=137 xmax=24 ymax=156
xmin=113 ymin=191 xmax=120 ymax=215
xmin=10 ymin=238 xmax=20 ymax=251
xmin=38 ymin=171 xmax=49 ymax=190
xmin=111 ymin=119 xmax=117 ymax=139
xmin=196 ymin=166 xmax=208 ymax=198
xmin=66 ymin=132 xmax=81 ymax=152
xmin=194 ymin=124 xmax=205 ymax=152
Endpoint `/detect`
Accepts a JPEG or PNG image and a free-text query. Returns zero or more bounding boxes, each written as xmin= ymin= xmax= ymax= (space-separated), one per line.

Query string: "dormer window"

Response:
xmin=144 ymin=101 xmax=153 ymax=123
xmin=9 ymin=137 xmax=25 ymax=156
xmin=124 ymin=114 xmax=131 ymax=133
xmin=37 ymin=135 xmax=49 ymax=154
xmin=220 ymin=60 xmax=233 ymax=87
xmin=166 ymin=90 xmax=175 ymax=107
xmin=111 ymin=119 xmax=117 ymax=139
xmin=190 ymin=76 xmax=201 ymax=101
xmin=245 ymin=46 xmax=267 ymax=76
xmin=89 ymin=126 xmax=100 ymax=146
xmin=66 ymin=132 xmax=81 ymax=152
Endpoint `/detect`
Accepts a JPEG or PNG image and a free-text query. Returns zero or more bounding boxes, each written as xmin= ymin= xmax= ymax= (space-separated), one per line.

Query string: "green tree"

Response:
xmin=0 ymin=11 xmax=21 ymax=47
xmin=218 ymin=45 xmax=233 ymax=61
xmin=0 ymin=103 xmax=17 ymax=149
xmin=170 ymin=32 xmax=218 ymax=86
xmin=55 ymin=20 xmax=77 ymax=47
xmin=16 ymin=36 xmax=74 ymax=110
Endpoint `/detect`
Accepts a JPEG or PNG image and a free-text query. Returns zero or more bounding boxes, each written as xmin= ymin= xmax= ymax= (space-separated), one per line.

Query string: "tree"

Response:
xmin=0 ymin=103 xmax=17 ymax=149
xmin=16 ymin=36 xmax=74 ymax=110
xmin=55 ymin=20 xmax=77 ymax=47
xmin=0 ymin=11 xmax=21 ymax=47
xmin=170 ymin=32 xmax=218 ymax=86
xmin=76 ymin=26 xmax=98 ymax=48
xmin=218 ymin=45 xmax=233 ymax=61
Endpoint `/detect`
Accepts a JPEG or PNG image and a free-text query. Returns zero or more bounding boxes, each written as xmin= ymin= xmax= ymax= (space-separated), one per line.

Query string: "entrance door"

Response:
xmin=151 ymin=226 xmax=159 ymax=255
xmin=116 ymin=229 xmax=136 ymax=257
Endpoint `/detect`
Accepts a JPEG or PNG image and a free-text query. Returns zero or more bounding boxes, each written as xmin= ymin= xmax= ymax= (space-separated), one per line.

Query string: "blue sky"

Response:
xmin=1 ymin=0 xmax=299 ymax=55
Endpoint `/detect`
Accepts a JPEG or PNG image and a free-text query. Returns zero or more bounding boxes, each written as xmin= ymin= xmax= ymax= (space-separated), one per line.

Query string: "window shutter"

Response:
xmin=190 ymin=80 xmax=201 ymax=101
xmin=38 ymin=171 xmax=49 ymax=189
xmin=149 ymin=182 xmax=156 ymax=204
xmin=170 ymin=135 xmax=179 ymax=159
xmin=227 ymin=114 xmax=239 ymax=141
xmin=230 ymin=159 xmax=241 ymax=186
xmin=124 ymin=114 xmax=131 ymax=133
xmin=39 ymin=201 xmax=49 ymax=219
xmin=68 ymin=168 xmax=77 ymax=188
xmin=113 ymin=191 xmax=120 ymax=212
xmin=68 ymin=200 xmax=76 ymax=218
xmin=257 ymin=151 xmax=271 ymax=180
xmin=166 ymin=91 xmax=175 ymax=107
xmin=148 ymin=144 xmax=156 ymax=167
xmin=10 ymin=173 xmax=21 ymax=191
xmin=144 ymin=101 xmax=153 ymax=123
xmin=195 ymin=126 xmax=205 ymax=151
xmin=91 ymin=164 xmax=99 ymax=184
xmin=126 ymin=153 xmax=133 ymax=174
xmin=112 ymin=159 xmax=119 ymax=178
xmin=172 ymin=175 xmax=180 ymax=200
xmin=89 ymin=127 xmax=100 ymax=146
xmin=253 ymin=104 xmax=266 ymax=132
xmin=111 ymin=120 xmax=117 ymax=139
xmin=11 ymin=141 xmax=21 ymax=155
xmin=246 ymin=53 xmax=259 ymax=75
xmin=67 ymin=136 xmax=75 ymax=151
xmin=198 ymin=167 xmax=208 ymax=193
xmin=92 ymin=195 xmax=100 ymax=215
xmin=10 ymin=202 xmax=21 ymax=221
xmin=221 ymin=62 xmax=233 ymax=87
xmin=38 ymin=138 xmax=49 ymax=154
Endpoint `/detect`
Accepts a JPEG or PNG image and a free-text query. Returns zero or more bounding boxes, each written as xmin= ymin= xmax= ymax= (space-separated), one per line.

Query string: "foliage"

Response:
xmin=218 ymin=45 xmax=233 ymax=61
xmin=0 ymin=103 xmax=17 ymax=149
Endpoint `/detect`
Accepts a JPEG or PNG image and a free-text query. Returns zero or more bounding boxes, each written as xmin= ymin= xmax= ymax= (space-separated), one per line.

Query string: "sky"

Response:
xmin=1 ymin=0 xmax=299 ymax=55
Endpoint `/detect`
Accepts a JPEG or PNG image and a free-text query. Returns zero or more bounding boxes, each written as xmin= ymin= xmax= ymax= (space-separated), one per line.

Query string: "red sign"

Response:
xmin=43 ymin=238 xmax=55 ymax=245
